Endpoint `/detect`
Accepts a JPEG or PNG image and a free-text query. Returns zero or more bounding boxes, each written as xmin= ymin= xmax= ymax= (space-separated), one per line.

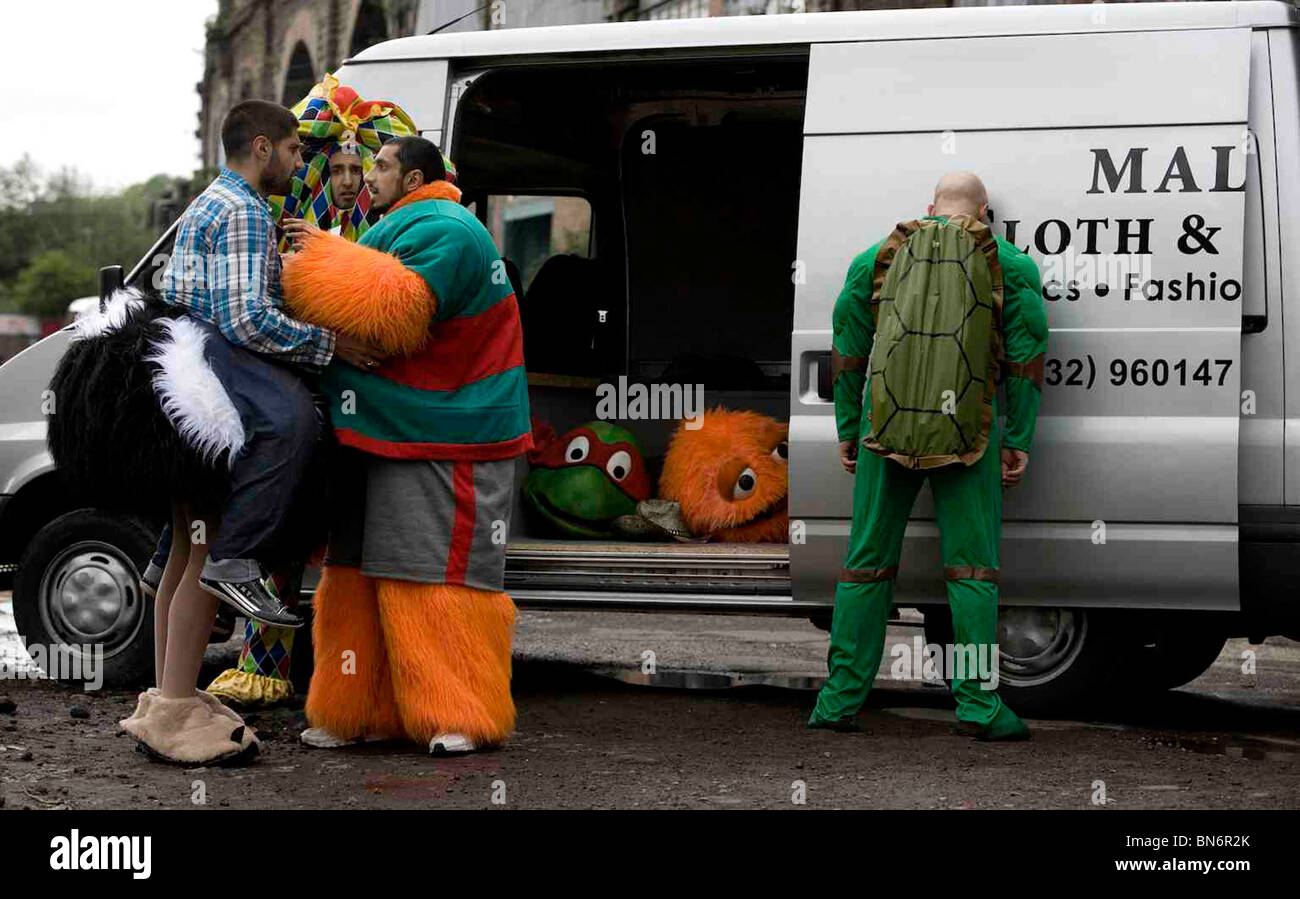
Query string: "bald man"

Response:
xmin=808 ymin=171 xmax=1048 ymax=741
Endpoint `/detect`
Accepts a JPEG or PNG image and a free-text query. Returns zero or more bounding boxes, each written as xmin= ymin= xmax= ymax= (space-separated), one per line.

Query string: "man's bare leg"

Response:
xmin=153 ymin=503 xmax=191 ymax=686
xmin=159 ymin=508 xmax=220 ymax=699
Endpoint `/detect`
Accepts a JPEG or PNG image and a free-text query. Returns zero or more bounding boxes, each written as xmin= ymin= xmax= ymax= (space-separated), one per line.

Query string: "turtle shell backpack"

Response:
xmin=862 ymin=214 xmax=1005 ymax=469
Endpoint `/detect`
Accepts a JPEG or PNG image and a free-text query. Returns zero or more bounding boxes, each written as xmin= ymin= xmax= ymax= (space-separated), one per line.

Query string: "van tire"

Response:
xmin=13 ymin=509 xmax=157 ymax=689
xmin=923 ymin=605 xmax=1136 ymax=718
xmin=1130 ymin=613 xmax=1228 ymax=692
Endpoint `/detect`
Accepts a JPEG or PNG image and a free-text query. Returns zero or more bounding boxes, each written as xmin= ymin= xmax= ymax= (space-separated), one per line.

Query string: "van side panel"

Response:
xmin=791 ymin=29 xmax=1252 ymax=610
xmin=1275 ymin=29 xmax=1300 ymax=506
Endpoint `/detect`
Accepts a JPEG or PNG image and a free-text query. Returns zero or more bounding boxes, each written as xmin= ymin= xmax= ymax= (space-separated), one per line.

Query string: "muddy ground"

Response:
xmin=1 ymin=608 xmax=1298 ymax=810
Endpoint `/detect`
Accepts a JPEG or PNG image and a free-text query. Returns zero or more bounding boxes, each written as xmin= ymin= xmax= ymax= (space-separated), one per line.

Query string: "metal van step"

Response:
xmin=505 ymin=540 xmax=791 ymax=598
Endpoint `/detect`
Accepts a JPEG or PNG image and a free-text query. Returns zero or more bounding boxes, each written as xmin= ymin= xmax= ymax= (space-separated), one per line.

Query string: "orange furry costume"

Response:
xmin=659 ymin=408 xmax=790 ymax=543
xmin=281 ymin=178 xmax=530 ymax=750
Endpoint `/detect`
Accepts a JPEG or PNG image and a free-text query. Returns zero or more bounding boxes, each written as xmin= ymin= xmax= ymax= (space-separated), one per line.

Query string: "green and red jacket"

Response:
xmin=322 ymin=184 xmax=532 ymax=460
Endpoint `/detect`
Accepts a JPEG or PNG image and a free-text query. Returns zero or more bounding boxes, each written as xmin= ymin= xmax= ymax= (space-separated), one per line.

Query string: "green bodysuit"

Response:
xmin=810 ymin=216 xmax=1048 ymax=739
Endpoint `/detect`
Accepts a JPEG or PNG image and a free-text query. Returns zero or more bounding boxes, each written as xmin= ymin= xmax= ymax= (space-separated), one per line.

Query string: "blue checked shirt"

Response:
xmin=160 ymin=168 xmax=335 ymax=369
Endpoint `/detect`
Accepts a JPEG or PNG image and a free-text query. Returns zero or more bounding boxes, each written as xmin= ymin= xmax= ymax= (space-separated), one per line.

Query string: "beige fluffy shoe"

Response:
xmin=121 ymin=693 xmax=258 ymax=766
xmin=147 ymin=686 xmax=245 ymax=725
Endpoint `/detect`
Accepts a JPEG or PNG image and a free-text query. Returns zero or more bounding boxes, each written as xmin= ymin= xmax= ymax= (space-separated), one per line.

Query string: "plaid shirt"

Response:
xmin=160 ymin=168 xmax=335 ymax=369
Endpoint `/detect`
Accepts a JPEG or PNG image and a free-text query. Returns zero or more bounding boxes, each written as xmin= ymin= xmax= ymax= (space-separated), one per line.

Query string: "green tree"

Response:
xmin=0 ymin=155 xmax=199 ymax=311
xmin=13 ymin=250 xmax=97 ymax=317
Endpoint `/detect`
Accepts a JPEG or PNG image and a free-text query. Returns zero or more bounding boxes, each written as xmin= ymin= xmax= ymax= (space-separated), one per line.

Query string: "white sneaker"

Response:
xmin=300 ymin=727 xmax=360 ymax=749
xmin=300 ymin=727 xmax=387 ymax=748
xmin=429 ymin=733 xmax=477 ymax=755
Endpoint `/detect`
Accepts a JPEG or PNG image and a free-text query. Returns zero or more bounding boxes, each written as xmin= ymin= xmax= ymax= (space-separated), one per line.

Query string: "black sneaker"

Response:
xmin=140 ymin=562 xmax=163 ymax=598
xmin=199 ymin=572 xmax=305 ymax=629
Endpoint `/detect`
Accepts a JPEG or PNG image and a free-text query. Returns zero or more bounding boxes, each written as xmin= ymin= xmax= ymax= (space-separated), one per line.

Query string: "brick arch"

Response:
xmin=277 ymin=6 xmax=320 ymax=106
xmin=345 ymin=0 xmax=390 ymax=59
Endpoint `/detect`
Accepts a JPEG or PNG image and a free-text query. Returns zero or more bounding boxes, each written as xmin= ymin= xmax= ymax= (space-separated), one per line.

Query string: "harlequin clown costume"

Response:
xmin=268 ymin=72 xmax=421 ymax=246
xmin=203 ymin=76 xmax=428 ymax=708
xmin=281 ymin=171 xmax=531 ymax=753
xmin=808 ymin=213 xmax=1048 ymax=741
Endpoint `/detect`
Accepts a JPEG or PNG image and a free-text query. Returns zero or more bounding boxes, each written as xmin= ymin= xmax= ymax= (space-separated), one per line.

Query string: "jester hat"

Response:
xmin=269 ymin=73 xmax=455 ymax=248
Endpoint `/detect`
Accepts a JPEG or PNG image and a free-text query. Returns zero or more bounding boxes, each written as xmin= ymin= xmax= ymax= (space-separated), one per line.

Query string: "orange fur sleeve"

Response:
xmin=282 ymin=230 xmax=436 ymax=357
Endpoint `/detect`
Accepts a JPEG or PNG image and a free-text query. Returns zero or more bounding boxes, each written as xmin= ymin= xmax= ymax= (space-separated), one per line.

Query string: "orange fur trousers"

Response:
xmin=305 ymin=564 xmax=517 ymax=746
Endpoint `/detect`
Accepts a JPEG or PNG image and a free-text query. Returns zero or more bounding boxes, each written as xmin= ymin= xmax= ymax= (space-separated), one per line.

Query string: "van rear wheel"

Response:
xmin=13 ymin=509 xmax=157 ymax=688
xmin=923 ymin=605 xmax=1135 ymax=717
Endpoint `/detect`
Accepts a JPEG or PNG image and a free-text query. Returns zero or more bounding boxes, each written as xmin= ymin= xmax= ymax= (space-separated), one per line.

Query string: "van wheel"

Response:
xmin=923 ymin=605 xmax=1135 ymax=717
xmin=13 ymin=509 xmax=157 ymax=688
xmin=1130 ymin=613 xmax=1228 ymax=691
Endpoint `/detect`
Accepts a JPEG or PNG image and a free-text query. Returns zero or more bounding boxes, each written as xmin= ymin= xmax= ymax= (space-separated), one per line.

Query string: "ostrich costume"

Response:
xmin=46 ymin=287 xmax=326 ymax=764
xmin=203 ymin=75 xmax=424 ymax=708
xmin=49 ymin=290 xmax=247 ymax=514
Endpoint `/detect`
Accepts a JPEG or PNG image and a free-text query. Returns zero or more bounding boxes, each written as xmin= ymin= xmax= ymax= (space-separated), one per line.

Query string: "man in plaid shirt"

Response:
xmin=157 ymin=99 xmax=383 ymax=629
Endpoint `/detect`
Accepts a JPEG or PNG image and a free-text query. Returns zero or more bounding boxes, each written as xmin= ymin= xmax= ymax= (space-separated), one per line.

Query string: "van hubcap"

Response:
xmin=997 ymin=607 xmax=1087 ymax=686
xmin=39 ymin=541 xmax=145 ymax=658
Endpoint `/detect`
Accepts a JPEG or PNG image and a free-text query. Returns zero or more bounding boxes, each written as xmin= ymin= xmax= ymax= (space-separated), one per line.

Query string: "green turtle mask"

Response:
xmin=522 ymin=421 xmax=651 ymax=538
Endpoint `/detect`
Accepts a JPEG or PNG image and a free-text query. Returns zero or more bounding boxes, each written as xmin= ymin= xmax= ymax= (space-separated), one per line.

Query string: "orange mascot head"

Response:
xmin=658 ymin=408 xmax=789 ymax=543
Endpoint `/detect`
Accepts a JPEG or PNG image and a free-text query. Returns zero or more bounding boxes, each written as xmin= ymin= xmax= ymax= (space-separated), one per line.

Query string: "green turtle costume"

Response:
xmin=522 ymin=421 xmax=651 ymax=537
xmin=810 ymin=214 xmax=1047 ymax=740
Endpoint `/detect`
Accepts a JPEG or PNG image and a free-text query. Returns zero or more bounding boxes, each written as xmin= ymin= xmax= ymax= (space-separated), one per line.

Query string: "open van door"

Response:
xmin=790 ymin=27 xmax=1252 ymax=616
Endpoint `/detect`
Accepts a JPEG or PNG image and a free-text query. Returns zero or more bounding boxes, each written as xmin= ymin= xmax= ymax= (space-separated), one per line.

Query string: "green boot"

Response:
xmin=969 ymin=704 xmax=1030 ymax=742
xmin=807 ymin=712 xmax=862 ymax=733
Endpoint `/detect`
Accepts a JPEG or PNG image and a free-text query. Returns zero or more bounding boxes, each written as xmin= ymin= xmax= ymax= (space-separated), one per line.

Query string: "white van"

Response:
xmin=1 ymin=1 xmax=1296 ymax=709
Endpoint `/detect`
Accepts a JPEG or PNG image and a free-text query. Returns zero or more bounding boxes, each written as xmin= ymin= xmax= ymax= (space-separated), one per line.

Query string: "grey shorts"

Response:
xmin=325 ymin=447 xmax=516 ymax=591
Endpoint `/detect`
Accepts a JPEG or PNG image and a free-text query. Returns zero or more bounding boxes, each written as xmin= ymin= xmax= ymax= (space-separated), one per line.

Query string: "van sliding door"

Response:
xmin=790 ymin=28 xmax=1251 ymax=610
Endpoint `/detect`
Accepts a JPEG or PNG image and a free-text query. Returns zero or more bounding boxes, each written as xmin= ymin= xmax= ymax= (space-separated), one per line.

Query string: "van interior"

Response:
xmin=453 ymin=56 xmax=808 ymax=593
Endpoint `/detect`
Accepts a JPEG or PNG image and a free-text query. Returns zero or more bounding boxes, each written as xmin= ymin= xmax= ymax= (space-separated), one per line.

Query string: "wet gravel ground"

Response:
xmin=0 ymin=603 xmax=1297 ymax=810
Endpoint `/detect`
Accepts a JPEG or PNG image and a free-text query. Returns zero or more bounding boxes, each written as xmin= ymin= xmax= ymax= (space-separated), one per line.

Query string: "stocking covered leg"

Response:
xmin=304 ymin=564 xmax=402 ymax=740
xmin=206 ymin=621 xmax=296 ymax=706
xmin=375 ymin=580 xmax=516 ymax=747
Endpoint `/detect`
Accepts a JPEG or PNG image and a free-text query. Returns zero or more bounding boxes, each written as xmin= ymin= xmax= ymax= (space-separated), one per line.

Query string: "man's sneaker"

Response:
xmin=199 ymin=572 xmax=304 ymax=629
xmin=140 ymin=562 xmax=163 ymax=599
xmin=300 ymin=728 xmax=387 ymax=749
xmin=429 ymin=733 xmax=478 ymax=755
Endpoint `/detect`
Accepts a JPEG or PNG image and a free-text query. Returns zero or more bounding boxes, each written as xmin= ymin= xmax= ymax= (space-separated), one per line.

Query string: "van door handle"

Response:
xmin=810 ymin=350 xmax=833 ymax=401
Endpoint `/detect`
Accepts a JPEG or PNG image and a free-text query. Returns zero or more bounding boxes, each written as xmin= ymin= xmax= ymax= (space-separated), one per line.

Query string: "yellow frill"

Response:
xmin=205 ymin=669 xmax=294 ymax=708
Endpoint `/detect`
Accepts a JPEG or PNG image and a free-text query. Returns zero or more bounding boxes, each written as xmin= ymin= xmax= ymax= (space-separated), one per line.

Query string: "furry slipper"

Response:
xmin=121 ymin=693 xmax=258 ymax=766
xmin=147 ymin=686 xmax=246 ymax=725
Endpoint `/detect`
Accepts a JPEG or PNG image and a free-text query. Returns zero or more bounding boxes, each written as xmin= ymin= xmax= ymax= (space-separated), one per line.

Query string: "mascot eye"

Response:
xmin=606 ymin=450 xmax=632 ymax=481
xmin=733 ymin=467 xmax=757 ymax=499
xmin=565 ymin=435 xmax=590 ymax=463
xmin=772 ymin=442 xmax=789 ymax=463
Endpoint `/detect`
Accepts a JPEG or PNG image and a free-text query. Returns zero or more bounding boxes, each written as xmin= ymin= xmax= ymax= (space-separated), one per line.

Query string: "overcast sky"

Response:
xmin=0 ymin=1 xmax=217 ymax=191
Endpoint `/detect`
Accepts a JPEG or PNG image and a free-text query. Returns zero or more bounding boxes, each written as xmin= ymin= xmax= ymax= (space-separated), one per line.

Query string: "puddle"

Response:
xmin=589 ymin=665 xmax=824 ymax=692
xmin=1168 ymin=734 xmax=1300 ymax=763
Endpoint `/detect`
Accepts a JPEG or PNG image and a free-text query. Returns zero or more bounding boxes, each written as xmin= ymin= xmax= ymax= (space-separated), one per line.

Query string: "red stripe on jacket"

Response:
xmin=376 ymin=293 xmax=525 ymax=392
xmin=445 ymin=461 xmax=477 ymax=584
xmin=334 ymin=428 xmax=534 ymax=461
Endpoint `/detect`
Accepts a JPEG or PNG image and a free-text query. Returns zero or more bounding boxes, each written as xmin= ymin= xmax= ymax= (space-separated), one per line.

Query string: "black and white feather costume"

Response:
xmin=47 ymin=287 xmax=331 ymax=558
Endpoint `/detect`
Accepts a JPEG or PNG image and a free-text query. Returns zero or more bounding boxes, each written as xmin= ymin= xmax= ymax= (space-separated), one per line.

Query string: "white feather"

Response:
xmin=144 ymin=318 xmax=246 ymax=468
xmin=71 ymin=287 xmax=147 ymax=341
